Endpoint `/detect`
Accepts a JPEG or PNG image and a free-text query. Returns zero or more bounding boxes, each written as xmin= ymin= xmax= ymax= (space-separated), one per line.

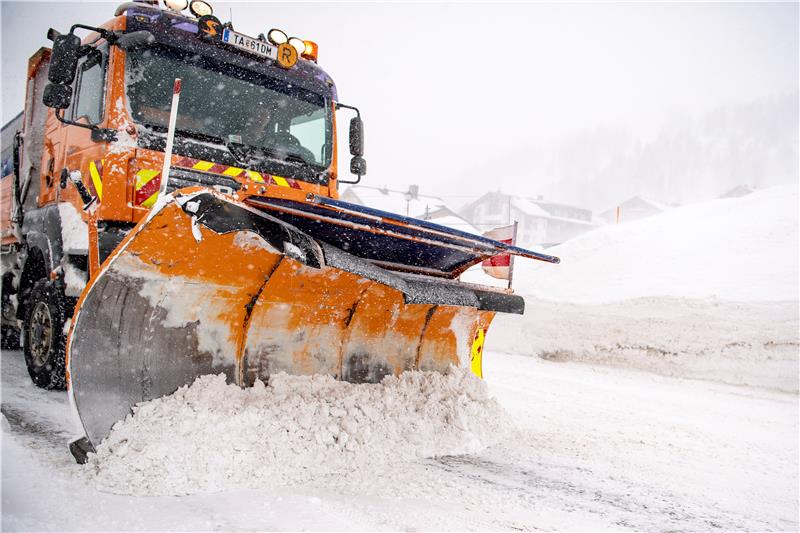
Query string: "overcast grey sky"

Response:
xmin=1 ymin=1 xmax=797 ymax=207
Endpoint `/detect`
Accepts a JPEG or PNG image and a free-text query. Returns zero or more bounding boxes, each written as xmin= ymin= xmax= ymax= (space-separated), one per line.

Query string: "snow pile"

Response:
xmin=87 ymin=367 xmax=510 ymax=496
xmin=514 ymin=184 xmax=798 ymax=303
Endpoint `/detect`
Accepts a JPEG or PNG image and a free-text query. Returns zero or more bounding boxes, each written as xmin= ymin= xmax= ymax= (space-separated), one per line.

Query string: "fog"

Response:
xmin=2 ymin=1 xmax=797 ymax=211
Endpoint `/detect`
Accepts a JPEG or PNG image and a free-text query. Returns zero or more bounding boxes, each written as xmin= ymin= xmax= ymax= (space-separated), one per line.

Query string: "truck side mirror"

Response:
xmin=48 ymin=33 xmax=82 ymax=85
xmin=349 ymin=116 xmax=364 ymax=157
xmin=350 ymin=156 xmax=366 ymax=176
xmin=335 ymin=103 xmax=366 ymax=184
xmin=43 ymin=83 xmax=73 ymax=109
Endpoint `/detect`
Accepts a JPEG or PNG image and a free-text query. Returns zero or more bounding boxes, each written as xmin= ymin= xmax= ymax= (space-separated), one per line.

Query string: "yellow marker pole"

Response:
xmin=470 ymin=328 xmax=486 ymax=379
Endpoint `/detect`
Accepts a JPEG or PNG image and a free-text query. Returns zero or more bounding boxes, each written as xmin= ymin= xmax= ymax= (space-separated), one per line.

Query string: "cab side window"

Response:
xmin=71 ymin=48 xmax=107 ymax=125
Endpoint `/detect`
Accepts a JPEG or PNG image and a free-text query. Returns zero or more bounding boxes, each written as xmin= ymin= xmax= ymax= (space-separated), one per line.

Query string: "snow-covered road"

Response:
xmin=2 ymin=349 xmax=796 ymax=531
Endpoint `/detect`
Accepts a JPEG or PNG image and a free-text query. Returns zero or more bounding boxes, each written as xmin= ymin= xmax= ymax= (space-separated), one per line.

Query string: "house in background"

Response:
xmin=598 ymin=195 xmax=668 ymax=225
xmin=420 ymin=205 xmax=481 ymax=234
xmin=460 ymin=192 xmax=595 ymax=247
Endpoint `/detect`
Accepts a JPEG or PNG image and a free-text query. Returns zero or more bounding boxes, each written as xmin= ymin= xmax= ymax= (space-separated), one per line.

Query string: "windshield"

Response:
xmin=125 ymin=46 xmax=332 ymax=169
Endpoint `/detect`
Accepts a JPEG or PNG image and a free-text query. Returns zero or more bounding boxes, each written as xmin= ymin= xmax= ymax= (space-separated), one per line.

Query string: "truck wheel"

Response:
xmin=23 ymin=280 xmax=72 ymax=390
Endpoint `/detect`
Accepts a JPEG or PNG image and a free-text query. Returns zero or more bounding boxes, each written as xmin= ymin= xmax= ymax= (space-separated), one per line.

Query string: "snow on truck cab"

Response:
xmin=0 ymin=0 xmax=559 ymax=462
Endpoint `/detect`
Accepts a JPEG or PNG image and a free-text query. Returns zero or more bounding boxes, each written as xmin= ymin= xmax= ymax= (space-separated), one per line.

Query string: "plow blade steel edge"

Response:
xmin=67 ymin=190 xmax=502 ymax=449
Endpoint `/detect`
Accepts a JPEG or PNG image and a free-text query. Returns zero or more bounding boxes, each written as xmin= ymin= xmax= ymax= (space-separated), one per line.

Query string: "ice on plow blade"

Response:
xmin=67 ymin=188 xmax=526 ymax=451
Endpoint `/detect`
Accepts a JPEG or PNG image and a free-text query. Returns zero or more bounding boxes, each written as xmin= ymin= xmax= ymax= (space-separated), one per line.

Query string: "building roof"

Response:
xmin=425 ymin=214 xmax=482 ymax=235
xmin=510 ymin=198 xmax=550 ymax=217
xmin=599 ymin=195 xmax=669 ymax=218
xmin=462 ymin=192 xmax=595 ymax=226
xmin=341 ymin=185 xmax=447 ymax=218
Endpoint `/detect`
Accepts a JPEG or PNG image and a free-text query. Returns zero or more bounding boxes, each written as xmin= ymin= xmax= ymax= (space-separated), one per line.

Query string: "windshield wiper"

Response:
xmin=258 ymin=145 xmax=315 ymax=167
xmin=225 ymin=140 xmax=268 ymax=168
xmin=140 ymin=122 xmax=225 ymax=145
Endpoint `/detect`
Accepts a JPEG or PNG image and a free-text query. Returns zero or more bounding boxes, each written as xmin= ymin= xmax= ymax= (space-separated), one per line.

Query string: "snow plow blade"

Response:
xmin=67 ymin=189 xmax=558 ymax=452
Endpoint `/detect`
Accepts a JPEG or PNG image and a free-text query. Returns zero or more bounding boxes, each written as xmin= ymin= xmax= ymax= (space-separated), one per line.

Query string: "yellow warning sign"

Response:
xmin=276 ymin=43 xmax=298 ymax=69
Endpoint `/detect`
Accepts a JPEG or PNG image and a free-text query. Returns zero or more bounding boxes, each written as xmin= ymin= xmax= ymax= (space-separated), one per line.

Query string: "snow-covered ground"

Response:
xmin=3 ymin=349 xmax=797 ymax=531
xmin=2 ymin=184 xmax=798 ymax=530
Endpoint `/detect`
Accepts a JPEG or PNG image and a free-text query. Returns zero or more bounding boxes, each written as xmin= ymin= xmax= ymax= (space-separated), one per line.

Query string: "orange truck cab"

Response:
xmin=0 ymin=0 xmax=365 ymax=388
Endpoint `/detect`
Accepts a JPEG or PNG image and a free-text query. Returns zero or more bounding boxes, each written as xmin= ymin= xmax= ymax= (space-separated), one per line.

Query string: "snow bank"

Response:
xmin=487 ymin=185 xmax=799 ymax=390
xmin=514 ymin=184 xmax=798 ymax=303
xmin=87 ymin=367 xmax=510 ymax=496
xmin=488 ymin=298 xmax=799 ymax=392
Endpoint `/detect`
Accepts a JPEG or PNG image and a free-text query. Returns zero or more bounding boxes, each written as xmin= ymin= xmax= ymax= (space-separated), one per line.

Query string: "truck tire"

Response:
xmin=22 ymin=280 xmax=73 ymax=390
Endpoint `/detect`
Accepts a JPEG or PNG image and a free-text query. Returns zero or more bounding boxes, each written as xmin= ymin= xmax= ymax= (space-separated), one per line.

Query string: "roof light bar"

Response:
xmin=189 ymin=0 xmax=213 ymax=17
xmin=267 ymin=28 xmax=288 ymax=45
xmin=163 ymin=0 xmax=188 ymax=11
xmin=288 ymin=37 xmax=305 ymax=56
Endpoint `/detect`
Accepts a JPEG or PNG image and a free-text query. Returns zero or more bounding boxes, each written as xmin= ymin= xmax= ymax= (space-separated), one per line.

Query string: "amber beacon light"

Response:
xmin=302 ymin=40 xmax=318 ymax=62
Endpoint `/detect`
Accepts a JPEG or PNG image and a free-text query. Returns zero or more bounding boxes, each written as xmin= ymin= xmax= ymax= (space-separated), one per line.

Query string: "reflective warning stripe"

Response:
xmin=271 ymin=175 xmax=289 ymax=187
xmin=222 ymin=166 xmax=244 ymax=177
xmin=172 ymin=156 xmax=302 ymax=188
xmin=192 ymin=160 xmax=215 ymax=172
xmin=245 ymin=170 xmax=265 ymax=183
xmin=135 ymin=169 xmax=160 ymax=189
xmin=133 ymin=158 xmax=303 ymax=208
xmin=89 ymin=160 xmax=103 ymax=200
xmin=134 ymin=169 xmax=162 ymax=207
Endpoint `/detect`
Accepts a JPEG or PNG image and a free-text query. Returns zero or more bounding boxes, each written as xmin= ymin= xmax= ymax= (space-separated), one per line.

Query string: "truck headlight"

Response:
xmin=267 ymin=28 xmax=288 ymax=45
xmin=163 ymin=0 xmax=188 ymax=12
xmin=288 ymin=37 xmax=305 ymax=56
xmin=189 ymin=0 xmax=213 ymax=17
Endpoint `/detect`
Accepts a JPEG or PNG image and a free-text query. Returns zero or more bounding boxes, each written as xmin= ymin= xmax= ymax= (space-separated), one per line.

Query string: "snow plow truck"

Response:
xmin=0 ymin=0 xmax=559 ymax=462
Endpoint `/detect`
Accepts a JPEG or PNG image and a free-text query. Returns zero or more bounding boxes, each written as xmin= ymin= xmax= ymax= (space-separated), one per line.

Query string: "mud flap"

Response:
xmin=67 ymin=190 xmax=517 ymax=450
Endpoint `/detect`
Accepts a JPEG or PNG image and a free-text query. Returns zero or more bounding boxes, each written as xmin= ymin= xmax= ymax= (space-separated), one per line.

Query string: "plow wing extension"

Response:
xmin=67 ymin=189 xmax=559 ymax=452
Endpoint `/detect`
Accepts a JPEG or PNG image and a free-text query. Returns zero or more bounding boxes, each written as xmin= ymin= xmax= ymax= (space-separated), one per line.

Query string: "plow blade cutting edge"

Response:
xmin=67 ymin=189 xmax=558 ymax=453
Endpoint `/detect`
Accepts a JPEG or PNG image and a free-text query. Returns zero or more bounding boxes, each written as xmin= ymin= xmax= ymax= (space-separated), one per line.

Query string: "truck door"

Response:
xmin=62 ymin=44 xmax=110 ymax=209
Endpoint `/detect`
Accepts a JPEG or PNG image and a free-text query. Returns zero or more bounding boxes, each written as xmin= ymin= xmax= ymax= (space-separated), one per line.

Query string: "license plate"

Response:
xmin=222 ymin=29 xmax=278 ymax=60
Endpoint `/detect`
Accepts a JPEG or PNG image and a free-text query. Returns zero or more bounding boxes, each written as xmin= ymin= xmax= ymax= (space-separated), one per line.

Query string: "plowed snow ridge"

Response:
xmin=87 ymin=367 xmax=510 ymax=496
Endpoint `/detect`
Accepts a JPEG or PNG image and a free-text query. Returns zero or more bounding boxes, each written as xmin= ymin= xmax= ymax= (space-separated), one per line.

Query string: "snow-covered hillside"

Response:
xmin=514 ymin=184 xmax=798 ymax=302
xmin=487 ymin=184 xmax=799 ymax=391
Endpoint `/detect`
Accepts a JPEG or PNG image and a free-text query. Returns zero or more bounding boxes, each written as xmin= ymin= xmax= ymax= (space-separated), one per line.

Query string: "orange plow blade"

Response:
xmin=67 ymin=189 xmax=534 ymax=453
